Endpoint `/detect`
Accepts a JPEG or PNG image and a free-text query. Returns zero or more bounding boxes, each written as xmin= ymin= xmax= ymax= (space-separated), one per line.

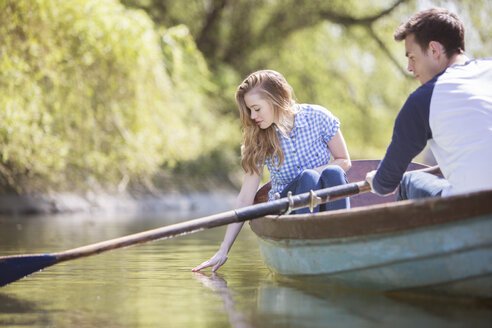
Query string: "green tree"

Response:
xmin=0 ymin=0 xmax=238 ymax=193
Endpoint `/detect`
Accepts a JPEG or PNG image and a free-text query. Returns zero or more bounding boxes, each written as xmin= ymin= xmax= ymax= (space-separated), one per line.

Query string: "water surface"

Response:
xmin=1 ymin=206 xmax=491 ymax=327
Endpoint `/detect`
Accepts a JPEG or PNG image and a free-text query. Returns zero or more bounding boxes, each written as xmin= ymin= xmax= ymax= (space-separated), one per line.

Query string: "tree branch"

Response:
xmin=318 ymin=0 xmax=410 ymax=26
xmin=224 ymin=0 xmax=411 ymax=68
xmin=196 ymin=0 xmax=229 ymax=62
xmin=366 ymin=26 xmax=413 ymax=79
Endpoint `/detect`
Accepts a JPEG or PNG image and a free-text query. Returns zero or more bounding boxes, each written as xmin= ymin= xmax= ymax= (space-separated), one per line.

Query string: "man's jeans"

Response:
xmin=280 ymin=166 xmax=350 ymax=214
xmin=397 ymin=171 xmax=450 ymax=201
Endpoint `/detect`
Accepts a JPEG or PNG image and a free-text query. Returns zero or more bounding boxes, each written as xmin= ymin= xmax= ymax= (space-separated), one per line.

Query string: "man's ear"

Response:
xmin=428 ymin=41 xmax=444 ymax=59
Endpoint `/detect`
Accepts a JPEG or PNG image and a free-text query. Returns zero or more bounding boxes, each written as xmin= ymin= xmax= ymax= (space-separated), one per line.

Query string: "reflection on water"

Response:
xmin=256 ymin=279 xmax=492 ymax=328
xmin=1 ymin=209 xmax=491 ymax=327
xmin=193 ymin=272 xmax=251 ymax=328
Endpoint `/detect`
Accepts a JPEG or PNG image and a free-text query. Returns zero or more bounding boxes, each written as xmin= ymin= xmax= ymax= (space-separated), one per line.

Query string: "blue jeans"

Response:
xmin=280 ymin=166 xmax=350 ymax=214
xmin=397 ymin=171 xmax=450 ymax=201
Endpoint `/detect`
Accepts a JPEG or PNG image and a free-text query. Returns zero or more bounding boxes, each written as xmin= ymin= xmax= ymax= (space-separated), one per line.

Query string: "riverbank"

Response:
xmin=0 ymin=189 xmax=237 ymax=217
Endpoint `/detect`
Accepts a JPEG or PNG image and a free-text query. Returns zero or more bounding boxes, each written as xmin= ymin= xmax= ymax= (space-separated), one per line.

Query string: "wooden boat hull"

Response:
xmin=250 ymin=161 xmax=492 ymax=297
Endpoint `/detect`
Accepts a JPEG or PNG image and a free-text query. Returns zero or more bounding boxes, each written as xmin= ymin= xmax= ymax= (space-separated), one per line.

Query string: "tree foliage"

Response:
xmin=0 ymin=0 xmax=238 ymax=193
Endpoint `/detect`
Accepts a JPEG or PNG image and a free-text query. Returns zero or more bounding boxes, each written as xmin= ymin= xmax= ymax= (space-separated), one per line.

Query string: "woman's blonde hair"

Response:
xmin=236 ymin=70 xmax=299 ymax=175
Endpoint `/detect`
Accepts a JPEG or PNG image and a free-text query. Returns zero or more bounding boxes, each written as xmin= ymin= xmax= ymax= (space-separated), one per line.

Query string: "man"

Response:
xmin=366 ymin=8 xmax=492 ymax=199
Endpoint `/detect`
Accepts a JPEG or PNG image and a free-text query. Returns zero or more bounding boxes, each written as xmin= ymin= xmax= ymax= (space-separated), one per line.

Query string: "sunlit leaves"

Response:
xmin=0 ymin=0 xmax=235 ymax=192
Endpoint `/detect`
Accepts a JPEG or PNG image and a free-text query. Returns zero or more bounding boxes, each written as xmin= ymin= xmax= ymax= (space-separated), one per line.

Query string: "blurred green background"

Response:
xmin=0 ymin=0 xmax=490 ymax=194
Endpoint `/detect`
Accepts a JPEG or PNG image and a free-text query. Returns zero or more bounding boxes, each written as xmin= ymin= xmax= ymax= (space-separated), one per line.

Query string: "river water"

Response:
xmin=0 ymin=203 xmax=491 ymax=327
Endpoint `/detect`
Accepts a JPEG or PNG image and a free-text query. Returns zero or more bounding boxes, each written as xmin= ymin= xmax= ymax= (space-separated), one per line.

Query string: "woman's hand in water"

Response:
xmin=192 ymin=249 xmax=228 ymax=272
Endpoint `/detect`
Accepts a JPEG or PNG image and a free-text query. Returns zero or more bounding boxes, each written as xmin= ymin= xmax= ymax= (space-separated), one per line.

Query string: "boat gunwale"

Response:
xmin=249 ymin=188 xmax=492 ymax=240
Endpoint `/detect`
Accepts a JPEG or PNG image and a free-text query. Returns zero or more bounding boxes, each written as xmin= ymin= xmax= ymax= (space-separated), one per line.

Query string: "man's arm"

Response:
xmin=372 ymin=86 xmax=433 ymax=195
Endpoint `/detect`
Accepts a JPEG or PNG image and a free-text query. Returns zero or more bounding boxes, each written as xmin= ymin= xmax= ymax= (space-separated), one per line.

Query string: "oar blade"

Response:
xmin=0 ymin=254 xmax=58 ymax=287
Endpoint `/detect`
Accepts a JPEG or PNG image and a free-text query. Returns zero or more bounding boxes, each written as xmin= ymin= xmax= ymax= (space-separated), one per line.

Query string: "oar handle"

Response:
xmin=317 ymin=164 xmax=440 ymax=203
xmin=236 ymin=180 xmax=369 ymax=219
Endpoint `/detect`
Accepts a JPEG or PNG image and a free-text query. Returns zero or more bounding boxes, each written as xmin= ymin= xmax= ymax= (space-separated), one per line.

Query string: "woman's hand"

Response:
xmin=192 ymin=172 xmax=260 ymax=273
xmin=192 ymin=249 xmax=228 ymax=272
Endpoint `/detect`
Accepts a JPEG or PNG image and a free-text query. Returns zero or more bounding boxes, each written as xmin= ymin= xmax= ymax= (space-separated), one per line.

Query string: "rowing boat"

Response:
xmin=250 ymin=160 xmax=492 ymax=298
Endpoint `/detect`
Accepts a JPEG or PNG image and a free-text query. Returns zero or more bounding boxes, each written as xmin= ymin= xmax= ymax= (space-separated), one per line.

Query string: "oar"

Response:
xmin=0 ymin=165 xmax=440 ymax=287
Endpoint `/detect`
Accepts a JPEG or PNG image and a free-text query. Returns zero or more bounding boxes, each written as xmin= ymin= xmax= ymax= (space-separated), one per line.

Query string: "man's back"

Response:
xmin=428 ymin=58 xmax=492 ymax=195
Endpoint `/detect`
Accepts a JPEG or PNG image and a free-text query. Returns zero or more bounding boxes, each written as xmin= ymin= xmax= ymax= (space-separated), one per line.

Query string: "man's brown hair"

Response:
xmin=394 ymin=8 xmax=465 ymax=58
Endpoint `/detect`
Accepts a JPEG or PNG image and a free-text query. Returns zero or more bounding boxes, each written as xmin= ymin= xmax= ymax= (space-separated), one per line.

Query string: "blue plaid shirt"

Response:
xmin=265 ymin=104 xmax=340 ymax=201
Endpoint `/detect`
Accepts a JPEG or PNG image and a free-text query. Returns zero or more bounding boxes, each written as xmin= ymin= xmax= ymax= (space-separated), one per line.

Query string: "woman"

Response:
xmin=192 ymin=70 xmax=351 ymax=272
